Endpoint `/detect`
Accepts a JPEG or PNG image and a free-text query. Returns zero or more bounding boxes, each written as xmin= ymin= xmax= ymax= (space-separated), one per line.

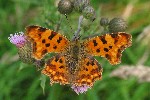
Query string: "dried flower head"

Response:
xmin=71 ymin=85 xmax=90 ymax=95
xmin=8 ymin=32 xmax=26 ymax=48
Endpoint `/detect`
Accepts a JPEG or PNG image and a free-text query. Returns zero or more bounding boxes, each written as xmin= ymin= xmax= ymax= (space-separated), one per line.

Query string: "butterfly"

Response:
xmin=25 ymin=25 xmax=132 ymax=87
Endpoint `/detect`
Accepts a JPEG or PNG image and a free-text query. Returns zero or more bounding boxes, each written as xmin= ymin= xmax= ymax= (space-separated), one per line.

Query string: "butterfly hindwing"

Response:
xmin=84 ymin=32 xmax=132 ymax=65
xmin=74 ymin=56 xmax=103 ymax=87
xmin=25 ymin=25 xmax=69 ymax=60
xmin=42 ymin=54 xmax=70 ymax=85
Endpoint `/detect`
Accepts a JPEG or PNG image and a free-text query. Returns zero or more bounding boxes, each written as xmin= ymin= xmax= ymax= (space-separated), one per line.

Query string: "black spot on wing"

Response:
xmin=93 ymin=40 xmax=98 ymax=46
xmin=114 ymin=39 xmax=118 ymax=44
xmin=104 ymin=48 xmax=109 ymax=52
xmin=109 ymin=46 xmax=112 ymax=49
xmin=99 ymin=36 xmax=107 ymax=44
xmin=96 ymin=49 xmax=100 ymax=53
xmin=53 ymin=46 xmax=57 ymax=49
xmin=86 ymin=61 xmax=90 ymax=66
xmin=42 ymin=39 xmax=46 ymax=43
xmin=117 ymin=46 xmax=124 ymax=58
xmin=85 ymin=68 xmax=88 ymax=71
xmin=80 ymin=74 xmax=86 ymax=79
xmin=105 ymin=54 xmax=111 ymax=60
xmin=90 ymin=69 xmax=99 ymax=74
xmin=88 ymin=57 xmax=95 ymax=66
xmin=91 ymin=60 xmax=95 ymax=66
xmin=42 ymin=49 xmax=47 ymax=55
xmin=120 ymin=33 xmax=131 ymax=41
xmin=38 ymin=33 xmax=41 ymax=38
xmin=48 ymin=31 xmax=57 ymax=40
xmin=110 ymin=33 xmax=118 ymax=38
xmin=27 ymin=26 xmax=38 ymax=32
xmin=38 ymin=27 xmax=47 ymax=32
xmin=59 ymin=65 xmax=64 ymax=69
xmin=118 ymin=49 xmax=121 ymax=53
xmin=57 ymin=37 xmax=62 ymax=44
xmin=45 ymin=43 xmax=50 ymax=47
xmin=117 ymin=52 xmax=121 ymax=58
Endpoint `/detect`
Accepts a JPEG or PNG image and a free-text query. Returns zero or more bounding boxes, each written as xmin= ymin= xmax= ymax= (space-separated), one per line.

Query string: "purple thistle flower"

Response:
xmin=71 ymin=85 xmax=90 ymax=95
xmin=8 ymin=32 xmax=26 ymax=48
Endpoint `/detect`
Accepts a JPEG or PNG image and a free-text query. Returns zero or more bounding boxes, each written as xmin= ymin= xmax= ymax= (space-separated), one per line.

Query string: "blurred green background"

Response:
xmin=0 ymin=0 xmax=150 ymax=100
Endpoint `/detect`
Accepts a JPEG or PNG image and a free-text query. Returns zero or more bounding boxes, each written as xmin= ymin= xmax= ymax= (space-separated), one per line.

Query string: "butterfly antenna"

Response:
xmin=55 ymin=15 xmax=63 ymax=32
xmin=65 ymin=14 xmax=73 ymax=33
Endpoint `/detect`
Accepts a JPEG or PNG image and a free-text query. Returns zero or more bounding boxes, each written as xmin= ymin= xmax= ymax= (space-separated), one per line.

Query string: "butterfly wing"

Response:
xmin=84 ymin=32 xmax=132 ymax=65
xmin=74 ymin=56 xmax=103 ymax=87
xmin=42 ymin=54 xmax=70 ymax=85
xmin=25 ymin=25 xmax=69 ymax=60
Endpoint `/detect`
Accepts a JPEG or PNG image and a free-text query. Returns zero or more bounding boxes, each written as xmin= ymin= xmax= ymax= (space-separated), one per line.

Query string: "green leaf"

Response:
xmin=40 ymin=74 xmax=46 ymax=95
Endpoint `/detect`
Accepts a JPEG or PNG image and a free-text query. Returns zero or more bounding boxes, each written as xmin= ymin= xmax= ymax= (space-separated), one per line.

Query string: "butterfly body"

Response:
xmin=64 ymin=40 xmax=84 ymax=74
xmin=26 ymin=25 xmax=132 ymax=87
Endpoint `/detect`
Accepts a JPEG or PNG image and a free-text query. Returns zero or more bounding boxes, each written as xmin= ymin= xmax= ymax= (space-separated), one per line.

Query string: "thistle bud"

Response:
xmin=74 ymin=0 xmax=90 ymax=12
xmin=82 ymin=5 xmax=96 ymax=21
xmin=100 ymin=18 xmax=109 ymax=27
xmin=108 ymin=18 xmax=127 ymax=33
xmin=81 ymin=17 xmax=92 ymax=31
xmin=58 ymin=0 xmax=74 ymax=15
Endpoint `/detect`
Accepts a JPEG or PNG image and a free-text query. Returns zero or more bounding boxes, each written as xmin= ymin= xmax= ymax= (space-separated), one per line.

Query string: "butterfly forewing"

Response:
xmin=25 ymin=25 xmax=70 ymax=60
xmin=84 ymin=32 xmax=132 ymax=65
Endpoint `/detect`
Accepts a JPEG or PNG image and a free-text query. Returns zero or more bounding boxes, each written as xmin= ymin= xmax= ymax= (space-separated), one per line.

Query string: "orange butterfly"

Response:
xmin=25 ymin=25 xmax=132 ymax=87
